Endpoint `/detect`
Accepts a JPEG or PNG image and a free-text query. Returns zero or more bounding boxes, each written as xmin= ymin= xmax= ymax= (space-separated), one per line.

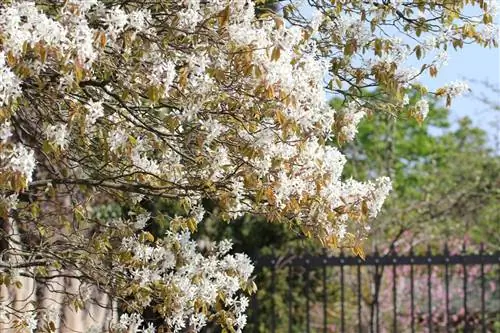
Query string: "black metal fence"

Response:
xmin=246 ymin=245 xmax=500 ymax=333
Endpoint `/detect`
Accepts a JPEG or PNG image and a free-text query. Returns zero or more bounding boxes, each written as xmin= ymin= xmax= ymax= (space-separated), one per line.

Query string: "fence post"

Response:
xmin=462 ymin=242 xmax=468 ymax=333
xmin=287 ymin=260 xmax=293 ymax=333
xmin=340 ymin=249 xmax=345 ymax=333
xmin=480 ymin=243 xmax=486 ymax=333
xmin=305 ymin=257 xmax=310 ymax=333
xmin=322 ymin=249 xmax=328 ymax=333
xmin=410 ymin=245 xmax=415 ymax=333
xmin=357 ymin=259 xmax=362 ymax=333
xmin=444 ymin=242 xmax=450 ymax=333
xmin=427 ymin=245 xmax=433 ymax=333
xmin=270 ymin=251 xmax=276 ymax=333
xmin=391 ymin=245 xmax=397 ymax=333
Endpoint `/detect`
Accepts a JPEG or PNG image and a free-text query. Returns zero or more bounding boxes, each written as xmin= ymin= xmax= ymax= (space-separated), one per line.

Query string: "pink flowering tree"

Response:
xmin=0 ymin=0 xmax=497 ymax=332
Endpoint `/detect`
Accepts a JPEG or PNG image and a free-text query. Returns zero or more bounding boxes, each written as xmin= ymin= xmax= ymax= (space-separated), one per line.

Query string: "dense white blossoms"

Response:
xmin=0 ymin=2 xmax=67 ymax=55
xmin=0 ymin=0 xmax=496 ymax=332
xmin=117 ymin=231 xmax=253 ymax=332
xmin=1 ymin=144 xmax=37 ymax=185
xmin=0 ymin=52 xmax=20 ymax=106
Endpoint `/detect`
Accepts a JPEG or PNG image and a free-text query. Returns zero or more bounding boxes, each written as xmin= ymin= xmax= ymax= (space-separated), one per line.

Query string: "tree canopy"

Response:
xmin=0 ymin=0 xmax=497 ymax=332
xmin=342 ymin=94 xmax=500 ymax=251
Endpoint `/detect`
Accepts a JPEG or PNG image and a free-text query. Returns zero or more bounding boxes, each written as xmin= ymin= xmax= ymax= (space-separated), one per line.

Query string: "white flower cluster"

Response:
xmin=338 ymin=102 xmax=367 ymax=142
xmin=85 ymin=101 xmax=105 ymax=129
xmin=0 ymin=194 xmax=19 ymax=212
xmin=0 ymin=3 xmax=67 ymax=56
xmin=0 ymin=53 xmax=20 ymax=106
xmin=111 ymin=313 xmax=155 ymax=333
xmin=118 ymin=232 xmax=253 ymax=332
xmin=479 ymin=23 xmax=499 ymax=42
xmin=45 ymin=124 xmax=69 ymax=149
xmin=0 ymin=143 xmax=37 ymax=184
xmin=19 ymin=311 xmax=37 ymax=333
xmin=0 ymin=120 xmax=13 ymax=143
xmin=415 ymin=98 xmax=430 ymax=120
xmin=441 ymin=80 xmax=470 ymax=98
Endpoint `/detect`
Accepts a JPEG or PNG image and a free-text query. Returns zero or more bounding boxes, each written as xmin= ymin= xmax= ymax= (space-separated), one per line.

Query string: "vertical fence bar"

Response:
xmin=480 ymin=243 xmax=486 ymax=333
xmin=340 ymin=251 xmax=345 ymax=333
xmin=369 ymin=249 xmax=379 ymax=333
xmin=271 ymin=260 xmax=276 ymax=333
xmin=410 ymin=247 xmax=415 ymax=333
xmin=375 ymin=262 xmax=380 ymax=333
xmin=393 ymin=262 xmax=397 ymax=332
xmin=370 ymin=263 xmax=375 ymax=333
xmin=305 ymin=260 xmax=311 ymax=333
xmin=463 ymin=243 xmax=468 ymax=332
xmin=358 ymin=261 xmax=362 ymax=333
xmin=288 ymin=264 xmax=292 ymax=333
xmin=323 ymin=253 xmax=327 ymax=333
xmin=498 ymin=252 xmax=500 ymax=333
xmin=251 ymin=291 xmax=259 ymax=333
xmin=392 ymin=245 xmax=397 ymax=333
xmin=444 ymin=243 xmax=450 ymax=333
xmin=427 ymin=246 xmax=433 ymax=333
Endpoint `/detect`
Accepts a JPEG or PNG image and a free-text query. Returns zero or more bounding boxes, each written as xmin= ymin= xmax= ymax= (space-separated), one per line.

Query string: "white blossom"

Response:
xmin=85 ymin=100 xmax=105 ymax=128
xmin=3 ymin=144 xmax=37 ymax=184
xmin=104 ymin=7 xmax=129 ymax=36
xmin=337 ymin=223 xmax=347 ymax=239
xmin=134 ymin=212 xmax=150 ymax=230
xmin=0 ymin=121 xmax=13 ymax=143
xmin=415 ymin=98 xmax=430 ymax=120
xmin=402 ymin=94 xmax=410 ymax=106
xmin=442 ymin=80 xmax=470 ymax=98
xmin=0 ymin=53 xmax=20 ymax=106
xmin=45 ymin=124 xmax=69 ymax=149
xmin=22 ymin=312 xmax=37 ymax=333
xmin=339 ymin=102 xmax=366 ymax=142
xmin=190 ymin=313 xmax=207 ymax=331
xmin=108 ymin=127 xmax=129 ymax=152
xmin=128 ymin=10 xmax=151 ymax=32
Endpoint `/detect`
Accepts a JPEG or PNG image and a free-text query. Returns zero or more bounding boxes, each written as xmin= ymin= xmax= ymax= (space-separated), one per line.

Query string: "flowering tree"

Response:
xmin=0 ymin=0 xmax=497 ymax=332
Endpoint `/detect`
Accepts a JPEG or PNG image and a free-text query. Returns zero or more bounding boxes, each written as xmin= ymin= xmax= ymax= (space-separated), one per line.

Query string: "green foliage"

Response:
xmin=343 ymin=94 xmax=499 ymax=250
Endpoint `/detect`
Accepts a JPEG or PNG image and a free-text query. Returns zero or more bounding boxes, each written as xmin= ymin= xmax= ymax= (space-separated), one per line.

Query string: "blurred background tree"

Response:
xmin=340 ymin=92 xmax=500 ymax=253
